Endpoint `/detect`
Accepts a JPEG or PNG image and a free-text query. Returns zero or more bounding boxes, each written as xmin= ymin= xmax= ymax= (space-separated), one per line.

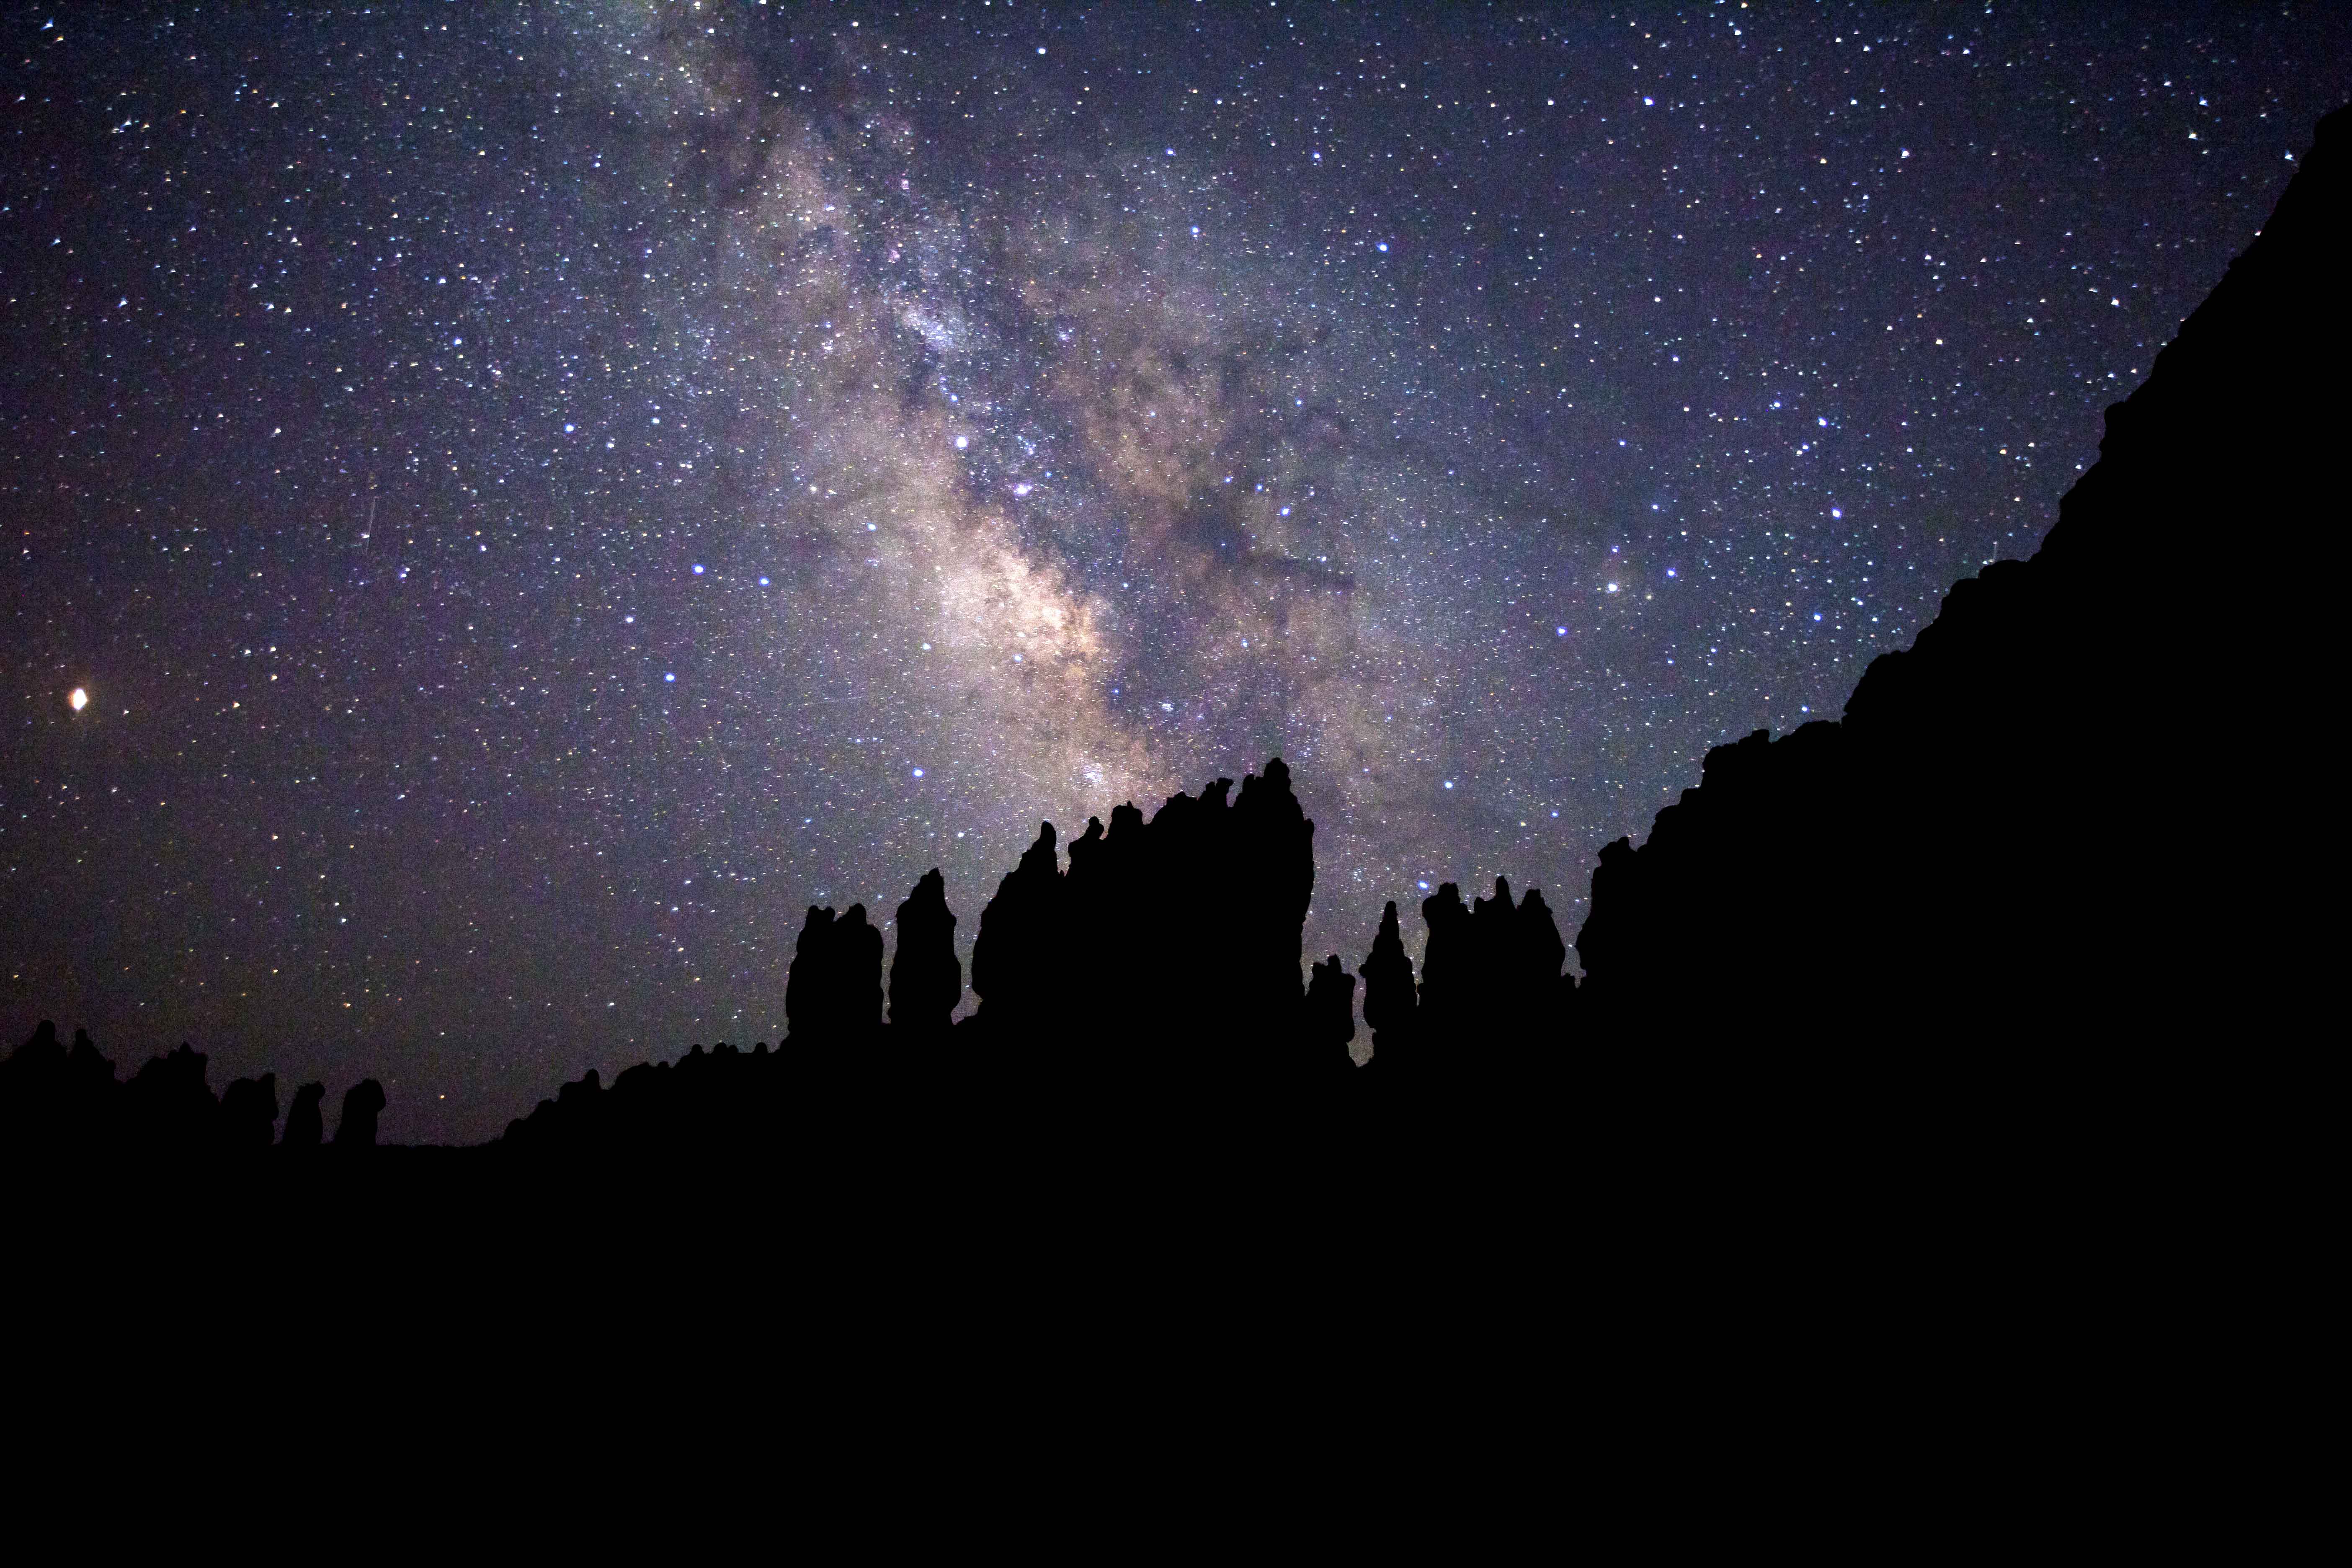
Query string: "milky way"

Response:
xmin=6 ymin=6 xmax=2345 ymax=1140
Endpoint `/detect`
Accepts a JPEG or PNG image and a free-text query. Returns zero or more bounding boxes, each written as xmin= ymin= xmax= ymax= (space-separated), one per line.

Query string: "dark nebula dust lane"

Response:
xmin=5 ymin=5 xmax=2345 ymax=1141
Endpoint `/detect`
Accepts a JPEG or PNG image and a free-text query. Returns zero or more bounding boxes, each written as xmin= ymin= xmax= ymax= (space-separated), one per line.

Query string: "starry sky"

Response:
xmin=7 ymin=4 xmax=2345 ymax=1142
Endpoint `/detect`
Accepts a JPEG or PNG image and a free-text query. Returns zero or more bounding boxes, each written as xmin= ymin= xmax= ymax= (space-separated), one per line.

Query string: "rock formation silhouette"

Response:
xmin=219 ymin=1073 xmax=279 ymax=1150
xmin=788 ymin=903 xmax=886 ymax=1048
xmin=282 ymin=1082 xmax=327 ymax=1148
xmin=1415 ymin=882 xmax=1473 ymax=1047
xmin=889 ymin=869 xmax=962 ymax=1039
xmin=333 ymin=1080 xmax=386 ymax=1148
xmin=492 ymin=760 xmax=1335 ymax=1154
xmin=0 ymin=1019 xmax=387 ymax=1169
xmin=1359 ymin=902 xmax=1418 ymax=1071
xmin=0 ymin=1021 xmax=117 ymax=1155
xmin=1572 ymin=106 xmax=2349 ymax=1085
xmin=124 ymin=1044 xmax=219 ymax=1156
xmin=962 ymin=758 xmax=1322 ymax=1107
xmin=1347 ymin=877 xmax=1571 ymax=1099
xmin=968 ymin=820 xmax=1069 ymax=1053
xmin=1305 ymin=955 xmax=1358 ymax=1073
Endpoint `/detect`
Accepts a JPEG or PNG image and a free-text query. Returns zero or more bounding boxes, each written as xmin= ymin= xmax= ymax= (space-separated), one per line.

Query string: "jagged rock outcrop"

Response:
xmin=1230 ymin=760 xmax=1318 ymax=1039
xmin=281 ymin=1082 xmax=327 ymax=1148
xmin=333 ymin=1079 xmax=386 ymax=1147
xmin=1305 ymin=955 xmax=1358 ymax=1073
xmin=1359 ymin=902 xmax=1417 ymax=1069
xmin=1359 ymin=878 xmax=1571 ymax=1093
xmin=123 ymin=1043 xmax=219 ymax=1155
xmin=1574 ymin=104 xmax=2350 ymax=1055
xmin=787 ymin=903 xmax=886 ymax=1046
xmin=1416 ymin=883 xmax=1473 ymax=1039
xmin=219 ymin=1073 xmax=279 ymax=1149
xmin=889 ymin=869 xmax=962 ymax=1038
xmin=965 ymin=758 xmax=1321 ymax=1099
xmin=0 ymin=1021 xmax=119 ymax=1153
xmin=504 ymin=1042 xmax=777 ymax=1153
xmin=968 ymin=823 xmax=1069 ymax=1047
xmin=0 ymin=1021 xmax=392 ymax=1163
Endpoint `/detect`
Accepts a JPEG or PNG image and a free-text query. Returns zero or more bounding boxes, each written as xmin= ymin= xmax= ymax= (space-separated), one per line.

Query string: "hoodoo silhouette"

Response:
xmin=787 ymin=903 xmax=887 ymax=1049
xmin=6 ymin=104 xmax=2345 ymax=1172
xmin=1304 ymin=955 xmax=1358 ymax=1073
xmin=334 ymin=1080 xmax=387 ymax=1148
xmin=1358 ymin=901 xmax=1418 ymax=1072
xmin=282 ymin=1083 xmax=327 ymax=1149
xmin=0 ymin=1024 xmax=387 ymax=1163
xmin=889 ymin=869 xmax=962 ymax=1041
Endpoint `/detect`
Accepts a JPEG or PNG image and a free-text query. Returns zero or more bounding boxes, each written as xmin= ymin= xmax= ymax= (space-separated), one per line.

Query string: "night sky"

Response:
xmin=7 ymin=4 xmax=2345 ymax=1142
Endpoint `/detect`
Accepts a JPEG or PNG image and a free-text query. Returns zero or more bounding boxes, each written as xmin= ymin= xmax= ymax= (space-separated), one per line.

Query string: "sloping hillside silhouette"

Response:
xmin=6 ymin=104 xmax=2344 ymax=1175
xmin=1575 ymin=100 xmax=2350 ymax=1088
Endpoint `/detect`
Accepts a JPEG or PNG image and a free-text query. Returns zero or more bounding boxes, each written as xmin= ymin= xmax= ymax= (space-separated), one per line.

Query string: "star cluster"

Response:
xmin=6 ymin=5 xmax=2344 ymax=1140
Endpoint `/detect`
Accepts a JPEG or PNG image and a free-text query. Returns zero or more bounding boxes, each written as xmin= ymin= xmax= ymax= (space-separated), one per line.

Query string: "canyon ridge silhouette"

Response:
xmin=6 ymin=104 xmax=2343 ymax=1197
